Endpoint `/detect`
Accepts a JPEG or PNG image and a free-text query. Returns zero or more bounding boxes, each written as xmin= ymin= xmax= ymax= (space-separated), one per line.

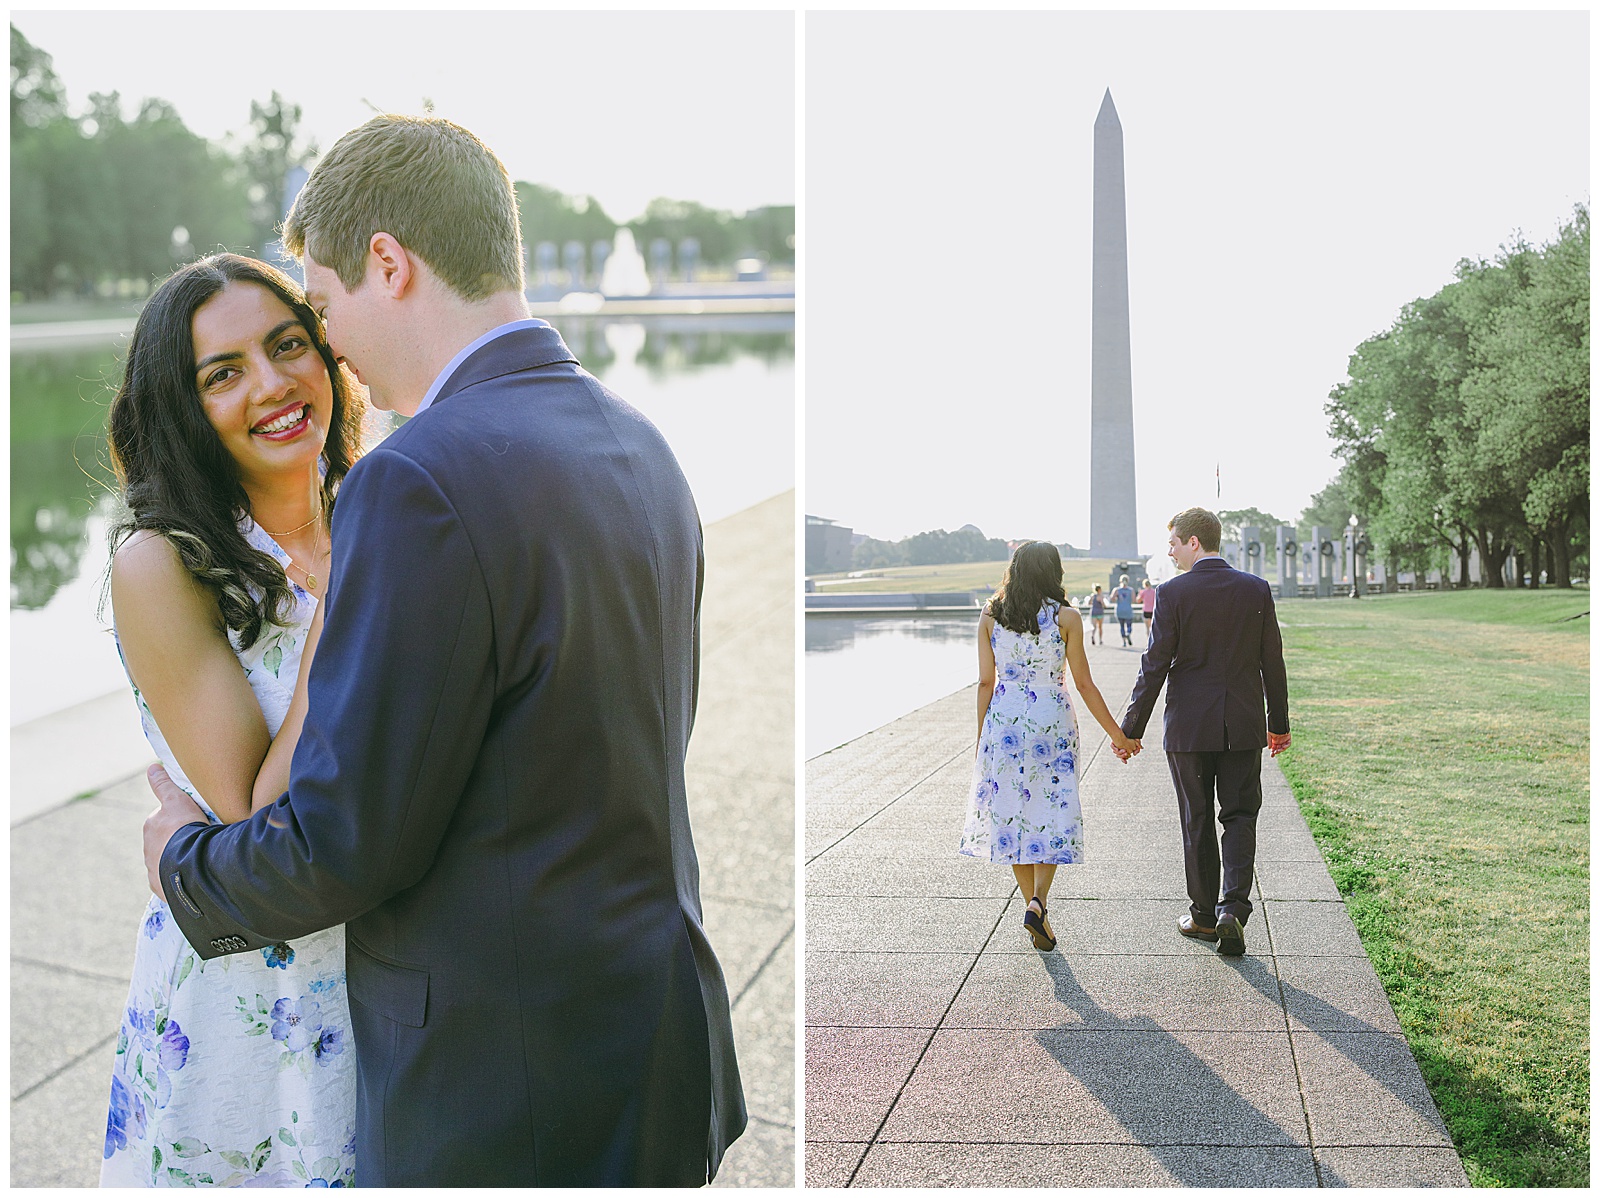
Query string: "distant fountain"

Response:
xmin=603 ymin=321 xmax=647 ymax=367
xmin=600 ymin=228 xmax=651 ymax=297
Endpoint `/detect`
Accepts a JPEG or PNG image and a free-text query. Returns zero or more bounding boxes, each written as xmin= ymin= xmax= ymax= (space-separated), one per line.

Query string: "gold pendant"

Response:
xmin=307 ymin=573 xmax=318 ymax=589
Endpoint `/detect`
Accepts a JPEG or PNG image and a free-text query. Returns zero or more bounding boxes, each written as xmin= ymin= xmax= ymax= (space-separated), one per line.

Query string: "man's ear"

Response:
xmin=367 ymin=232 xmax=415 ymax=299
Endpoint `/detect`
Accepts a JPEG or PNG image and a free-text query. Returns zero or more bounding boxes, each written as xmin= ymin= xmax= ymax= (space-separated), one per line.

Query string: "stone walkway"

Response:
xmin=804 ymin=637 xmax=1465 ymax=1187
xmin=11 ymin=490 xmax=795 ymax=1187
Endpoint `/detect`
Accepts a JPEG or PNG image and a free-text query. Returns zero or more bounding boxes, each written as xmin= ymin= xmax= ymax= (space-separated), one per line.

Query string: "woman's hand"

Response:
xmin=1111 ymin=730 xmax=1141 ymax=761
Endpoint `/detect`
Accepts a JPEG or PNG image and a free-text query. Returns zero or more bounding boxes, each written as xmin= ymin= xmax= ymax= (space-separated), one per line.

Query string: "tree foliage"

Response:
xmin=853 ymin=526 xmax=1012 ymax=570
xmin=12 ymin=24 xmax=794 ymax=298
xmin=1321 ymin=209 xmax=1589 ymax=587
xmin=11 ymin=25 xmax=251 ymax=297
xmin=1217 ymin=507 xmax=1288 ymax=541
xmin=514 ymin=181 xmax=619 ymax=253
xmin=236 ymin=90 xmax=316 ymax=257
xmin=628 ymin=198 xmax=795 ymax=270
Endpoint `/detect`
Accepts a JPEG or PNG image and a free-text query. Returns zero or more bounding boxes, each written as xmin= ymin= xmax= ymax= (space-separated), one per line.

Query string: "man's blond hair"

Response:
xmin=1169 ymin=507 xmax=1222 ymax=553
xmin=282 ymin=115 xmax=524 ymax=301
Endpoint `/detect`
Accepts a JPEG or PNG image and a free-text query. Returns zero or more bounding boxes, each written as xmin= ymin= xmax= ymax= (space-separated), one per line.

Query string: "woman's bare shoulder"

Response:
xmin=110 ymin=530 xmax=214 ymax=620
xmin=111 ymin=529 xmax=186 ymax=589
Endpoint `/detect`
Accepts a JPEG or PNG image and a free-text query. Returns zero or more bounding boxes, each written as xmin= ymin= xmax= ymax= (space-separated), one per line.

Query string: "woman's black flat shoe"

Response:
xmin=1023 ymin=898 xmax=1057 ymax=952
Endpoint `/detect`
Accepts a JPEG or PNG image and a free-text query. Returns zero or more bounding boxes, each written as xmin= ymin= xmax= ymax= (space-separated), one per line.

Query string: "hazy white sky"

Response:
xmin=806 ymin=10 xmax=1589 ymax=553
xmin=11 ymin=9 xmax=795 ymax=222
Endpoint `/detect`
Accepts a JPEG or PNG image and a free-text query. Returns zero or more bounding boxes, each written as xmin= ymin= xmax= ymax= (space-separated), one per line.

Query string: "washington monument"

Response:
xmin=1090 ymin=89 xmax=1139 ymax=559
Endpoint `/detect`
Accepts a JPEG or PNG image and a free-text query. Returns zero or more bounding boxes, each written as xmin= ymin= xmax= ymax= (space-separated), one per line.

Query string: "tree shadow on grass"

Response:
xmin=1407 ymin=1038 xmax=1588 ymax=1187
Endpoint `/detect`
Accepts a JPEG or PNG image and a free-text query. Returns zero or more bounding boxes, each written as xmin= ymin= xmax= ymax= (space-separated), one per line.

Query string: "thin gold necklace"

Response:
xmin=281 ymin=515 xmax=326 ymax=591
xmin=261 ymin=511 xmax=319 ymax=538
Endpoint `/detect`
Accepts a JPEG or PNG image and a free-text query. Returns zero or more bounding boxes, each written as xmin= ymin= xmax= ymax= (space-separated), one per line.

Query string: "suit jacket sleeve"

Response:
xmin=159 ymin=448 xmax=496 ymax=958
xmin=1121 ymin=586 xmax=1177 ymax=739
xmin=1261 ymin=586 xmax=1290 ymax=736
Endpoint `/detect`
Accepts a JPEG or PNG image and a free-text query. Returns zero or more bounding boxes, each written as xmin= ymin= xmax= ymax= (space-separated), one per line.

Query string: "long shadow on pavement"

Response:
xmin=1233 ymin=959 xmax=1453 ymax=1134
xmin=1033 ymin=953 xmax=1307 ymax=1184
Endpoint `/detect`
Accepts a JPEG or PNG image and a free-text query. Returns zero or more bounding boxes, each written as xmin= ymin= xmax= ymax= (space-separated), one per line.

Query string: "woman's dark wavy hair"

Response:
xmin=106 ymin=254 xmax=365 ymax=649
xmin=987 ymin=541 xmax=1067 ymax=635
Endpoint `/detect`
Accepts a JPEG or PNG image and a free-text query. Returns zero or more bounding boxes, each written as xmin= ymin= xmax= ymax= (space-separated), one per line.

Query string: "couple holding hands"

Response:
xmin=960 ymin=509 xmax=1291 ymax=957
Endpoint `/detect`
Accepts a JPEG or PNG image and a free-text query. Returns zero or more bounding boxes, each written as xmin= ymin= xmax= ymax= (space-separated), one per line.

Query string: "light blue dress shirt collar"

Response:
xmin=412 ymin=317 xmax=551 ymax=417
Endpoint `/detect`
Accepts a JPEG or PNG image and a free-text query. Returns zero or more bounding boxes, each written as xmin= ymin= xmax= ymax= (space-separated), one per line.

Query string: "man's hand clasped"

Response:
xmin=1111 ymin=733 xmax=1141 ymax=763
xmin=1267 ymin=731 xmax=1291 ymax=758
xmin=142 ymin=763 xmax=208 ymax=897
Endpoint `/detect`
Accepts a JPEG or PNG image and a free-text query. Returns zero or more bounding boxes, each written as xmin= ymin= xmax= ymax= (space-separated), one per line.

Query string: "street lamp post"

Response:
xmin=1348 ymin=515 xmax=1360 ymax=599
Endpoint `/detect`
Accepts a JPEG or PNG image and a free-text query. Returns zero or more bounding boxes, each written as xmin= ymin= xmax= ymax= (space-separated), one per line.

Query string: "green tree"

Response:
xmin=1319 ymin=211 xmax=1589 ymax=588
xmin=10 ymin=23 xmax=64 ymax=134
xmin=1297 ymin=478 xmax=1353 ymax=542
xmin=1323 ymin=290 xmax=1478 ymax=583
xmin=90 ymin=94 xmax=250 ymax=281
xmin=237 ymin=91 xmax=316 ymax=258
xmin=852 ymin=536 xmax=907 ymax=570
xmin=11 ymin=24 xmax=71 ymax=296
xmin=730 ymin=204 xmax=795 ymax=266
xmin=513 ymin=181 xmax=618 ymax=262
xmin=11 ymin=24 xmax=251 ymax=298
xmin=1457 ymin=209 xmax=1589 ymax=587
xmin=630 ymin=197 xmax=735 ymax=267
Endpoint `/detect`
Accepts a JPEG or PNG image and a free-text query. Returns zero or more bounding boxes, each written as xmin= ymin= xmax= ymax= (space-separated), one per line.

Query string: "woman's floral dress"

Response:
xmin=101 ymin=518 xmax=356 ymax=1188
xmin=959 ymin=600 xmax=1085 ymax=865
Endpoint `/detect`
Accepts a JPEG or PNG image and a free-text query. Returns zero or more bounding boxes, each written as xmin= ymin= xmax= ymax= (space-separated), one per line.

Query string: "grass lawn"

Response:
xmin=1275 ymin=588 xmax=1589 ymax=1186
xmin=810 ymin=557 xmax=1140 ymax=597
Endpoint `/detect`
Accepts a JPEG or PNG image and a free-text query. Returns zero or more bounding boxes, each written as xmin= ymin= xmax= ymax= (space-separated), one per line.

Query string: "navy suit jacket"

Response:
xmin=159 ymin=325 xmax=746 ymax=1185
xmin=1120 ymin=557 xmax=1290 ymax=752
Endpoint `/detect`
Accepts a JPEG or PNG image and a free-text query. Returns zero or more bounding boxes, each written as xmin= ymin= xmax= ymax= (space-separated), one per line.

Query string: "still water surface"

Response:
xmin=805 ymin=613 xmax=980 ymax=759
xmin=12 ymin=315 xmax=793 ymax=724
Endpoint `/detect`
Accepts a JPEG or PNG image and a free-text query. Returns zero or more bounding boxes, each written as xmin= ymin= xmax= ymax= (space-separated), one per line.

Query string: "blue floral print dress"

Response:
xmin=100 ymin=518 xmax=356 ymax=1188
xmin=959 ymin=600 xmax=1086 ymax=865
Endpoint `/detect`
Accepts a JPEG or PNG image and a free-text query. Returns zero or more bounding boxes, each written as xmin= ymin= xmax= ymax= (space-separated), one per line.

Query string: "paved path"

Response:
xmin=11 ymin=490 xmax=794 ymax=1187
xmin=804 ymin=636 xmax=1465 ymax=1188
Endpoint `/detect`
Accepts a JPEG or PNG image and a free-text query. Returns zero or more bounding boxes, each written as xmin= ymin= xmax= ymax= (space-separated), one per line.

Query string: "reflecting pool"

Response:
xmin=12 ymin=314 xmax=794 ymax=724
xmin=805 ymin=613 xmax=980 ymax=759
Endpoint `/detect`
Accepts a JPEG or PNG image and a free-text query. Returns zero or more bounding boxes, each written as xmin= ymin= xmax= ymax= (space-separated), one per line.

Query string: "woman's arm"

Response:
xmin=1058 ymin=605 xmax=1136 ymax=754
xmin=112 ymin=531 xmax=274 ymax=824
xmin=250 ymin=597 xmax=325 ymax=812
xmin=975 ymin=612 xmax=996 ymax=749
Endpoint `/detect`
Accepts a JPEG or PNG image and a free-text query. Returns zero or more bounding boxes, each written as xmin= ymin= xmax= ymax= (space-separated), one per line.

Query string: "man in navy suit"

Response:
xmin=1118 ymin=507 xmax=1291 ymax=957
xmin=142 ymin=115 xmax=745 ymax=1184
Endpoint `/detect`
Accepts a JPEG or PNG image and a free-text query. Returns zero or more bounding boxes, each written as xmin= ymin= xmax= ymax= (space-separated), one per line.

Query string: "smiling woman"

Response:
xmin=107 ymin=254 xmax=364 ymax=648
xmin=96 ymin=252 xmax=367 ymax=1186
xmin=192 ymin=290 xmax=330 ymax=490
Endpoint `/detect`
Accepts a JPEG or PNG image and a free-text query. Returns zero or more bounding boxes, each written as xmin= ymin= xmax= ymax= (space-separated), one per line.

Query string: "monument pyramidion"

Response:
xmin=1090 ymin=89 xmax=1138 ymax=561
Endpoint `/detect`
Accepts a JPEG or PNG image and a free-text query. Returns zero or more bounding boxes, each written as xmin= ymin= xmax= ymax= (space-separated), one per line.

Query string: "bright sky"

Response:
xmin=10 ymin=9 xmax=795 ymax=223
xmin=806 ymin=10 xmax=1589 ymax=553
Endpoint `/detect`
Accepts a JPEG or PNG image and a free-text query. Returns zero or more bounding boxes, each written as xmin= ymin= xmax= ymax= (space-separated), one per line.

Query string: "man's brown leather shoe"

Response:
xmin=1178 ymin=914 xmax=1218 ymax=942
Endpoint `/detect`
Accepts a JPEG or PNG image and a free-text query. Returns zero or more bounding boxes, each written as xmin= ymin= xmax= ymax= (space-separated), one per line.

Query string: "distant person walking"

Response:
xmin=1111 ymin=574 xmax=1136 ymax=646
xmin=1117 ymin=508 xmax=1291 ymax=957
xmin=1139 ymin=578 xmax=1156 ymax=643
xmin=959 ymin=542 xmax=1137 ymax=950
xmin=1089 ymin=585 xmax=1106 ymax=644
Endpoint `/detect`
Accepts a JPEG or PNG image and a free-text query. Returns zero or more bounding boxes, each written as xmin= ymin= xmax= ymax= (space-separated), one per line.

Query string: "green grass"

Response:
xmin=810 ymin=557 xmax=1130 ymax=596
xmin=1275 ymin=588 xmax=1589 ymax=1186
